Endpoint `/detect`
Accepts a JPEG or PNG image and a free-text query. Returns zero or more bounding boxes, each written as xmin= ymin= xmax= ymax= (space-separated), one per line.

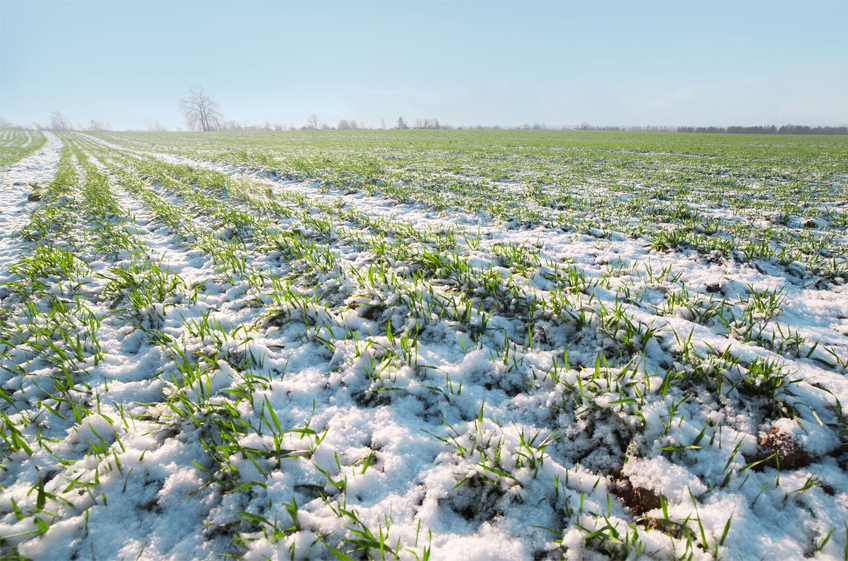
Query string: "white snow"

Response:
xmin=0 ymin=130 xmax=846 ymax=560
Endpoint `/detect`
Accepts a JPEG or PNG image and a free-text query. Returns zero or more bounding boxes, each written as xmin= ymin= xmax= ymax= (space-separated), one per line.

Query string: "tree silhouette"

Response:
xmin=179 ymin=87 xmax=223 ymax=132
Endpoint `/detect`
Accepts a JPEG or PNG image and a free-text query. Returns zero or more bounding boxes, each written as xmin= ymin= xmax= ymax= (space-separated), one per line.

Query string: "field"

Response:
xmin=0 ymin=129 xmax=847 ymax=560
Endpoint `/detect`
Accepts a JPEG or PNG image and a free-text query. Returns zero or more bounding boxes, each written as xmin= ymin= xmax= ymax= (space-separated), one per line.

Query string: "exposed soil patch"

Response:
xmin=744 ymin=427 xmax=814 ymax=470
xmin=610 ymin=476 xmax=661 ymax=515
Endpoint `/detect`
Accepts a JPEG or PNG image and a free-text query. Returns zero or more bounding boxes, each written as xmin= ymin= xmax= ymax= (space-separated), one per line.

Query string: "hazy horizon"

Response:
xmin=2 ymin=1 xmax=847 ymax=130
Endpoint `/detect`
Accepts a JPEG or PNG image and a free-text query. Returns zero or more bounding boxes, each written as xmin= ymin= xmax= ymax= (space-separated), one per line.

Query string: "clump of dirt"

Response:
xmin=610 ymin=476 xmax=661 ymax=515
xmin=744 ymin=427 xmax=814 ymax=470
xmin=141 ymin=497 xmax=162 ymax=514
xmin=27 ymin=191 xmax=42 ymax=202
xmin=818 ymin=482 xmax=835 ymax=496
xmin=705 ymin=283 xmax=722 ymax=294
xmin=441 ymin=475 xmax=506 ymax=524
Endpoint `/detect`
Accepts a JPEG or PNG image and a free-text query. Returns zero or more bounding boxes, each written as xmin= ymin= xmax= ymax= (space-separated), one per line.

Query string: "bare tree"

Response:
xmin=396 ymin=117 xmax=408 ymax=129
xmin=145 ymin=119 xmax=168 ymax=132
xmin=88 ymin=119 xmax=111 ymax=131
xmin=50 ymin=111 xmax=73 ymax=131
xmin=306 ymin=114 xmax=320 ymax=130
xmin=179 ymin=86 xmax=223 ymax=131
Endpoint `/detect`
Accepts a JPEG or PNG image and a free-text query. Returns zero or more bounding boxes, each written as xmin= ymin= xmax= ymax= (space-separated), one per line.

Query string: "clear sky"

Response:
xmin=2 ymin=1 xmax=846 ymax=130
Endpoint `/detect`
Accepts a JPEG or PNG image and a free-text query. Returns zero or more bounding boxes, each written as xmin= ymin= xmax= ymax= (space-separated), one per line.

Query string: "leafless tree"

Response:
xmin=88 ymin=119 xmax=111 ymax=131
xmin=50 ymin=111 xmax=73 ymax=131
xmin=145 ymin=119 xmax=168 ymax=132
xmin=306 ymin=114 xmax=320 ymax=130
xmin=396 ymin=117 xmax=408 ymax=129
xmin=179 ymin=86 xmax=223 ymax=131
xmin=338 ymin=119 xmax=351 ymax=130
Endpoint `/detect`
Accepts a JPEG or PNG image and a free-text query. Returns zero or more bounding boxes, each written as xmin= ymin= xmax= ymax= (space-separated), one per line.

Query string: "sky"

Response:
xmin=1 ymin=1 xmax=847 ymax=130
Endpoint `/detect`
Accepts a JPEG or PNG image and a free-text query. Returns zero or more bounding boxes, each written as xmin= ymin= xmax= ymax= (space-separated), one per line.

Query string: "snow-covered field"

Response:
xmin=1 ymin=129 xmax=847 ymax=560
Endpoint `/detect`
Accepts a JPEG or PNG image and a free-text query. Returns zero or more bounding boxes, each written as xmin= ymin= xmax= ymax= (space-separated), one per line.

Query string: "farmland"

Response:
xmin=0 ymin=129 xmax=847 ymax=560
xmin=0 ymin=130 xmax=46 ymax=170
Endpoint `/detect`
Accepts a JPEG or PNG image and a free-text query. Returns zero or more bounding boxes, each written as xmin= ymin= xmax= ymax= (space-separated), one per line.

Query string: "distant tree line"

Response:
xmin=0 ymin=112 xmax=113 ymax=132
xmin=676 ymin=124 xmax=848 ymax=135
xmin=6 ymin=89 xmax=846 ymax=136
xmin=574 ymin=124 xmax=684 ymax=132
xmin=577 ymin=122 xmax=623 ymax=131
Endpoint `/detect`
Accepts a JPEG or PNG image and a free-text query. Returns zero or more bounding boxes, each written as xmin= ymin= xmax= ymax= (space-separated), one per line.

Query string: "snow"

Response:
xmin=0 ymin=133 xmax=63 ymax=280
xmin=0 ymin=131 xmax=846 ymax=560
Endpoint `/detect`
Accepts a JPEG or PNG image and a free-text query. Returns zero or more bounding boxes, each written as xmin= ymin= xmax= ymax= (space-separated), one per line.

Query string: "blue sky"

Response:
xmin=2 ymin=1 xmax=846 ymax=130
